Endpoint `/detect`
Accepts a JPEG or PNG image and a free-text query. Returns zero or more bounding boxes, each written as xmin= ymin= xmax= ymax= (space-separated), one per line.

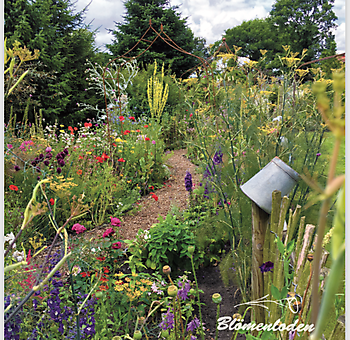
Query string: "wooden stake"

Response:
xmin=251 ymin=202 xmax=270 ymax=325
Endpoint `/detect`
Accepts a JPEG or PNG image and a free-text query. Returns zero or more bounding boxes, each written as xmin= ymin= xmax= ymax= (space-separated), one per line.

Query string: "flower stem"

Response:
xmin=190 ymin=255 xmax=205 ymax=340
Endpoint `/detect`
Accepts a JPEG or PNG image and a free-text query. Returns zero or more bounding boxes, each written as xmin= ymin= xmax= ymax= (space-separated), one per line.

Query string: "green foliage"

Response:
xmin=268 ymin=0 xmax=338 ymax=62
xmin=224 ymin=19 xmax=278 ymax=63
xmin=4 ymin=0 xmax=99 ymax=125
xmin=126 ymin=214 xmax=204 ymax=273
xmin=107 ymin=0 xmax=203 ymax=78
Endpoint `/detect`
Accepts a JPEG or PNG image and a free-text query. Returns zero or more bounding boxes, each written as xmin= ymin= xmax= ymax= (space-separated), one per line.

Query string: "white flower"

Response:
xmin=72 ymin=265 xmax=81 ymax=276
xmin=12 ymin=250 xmax=25 ymax=262
xmin=4 ymin=232 xmax=15 ymax=243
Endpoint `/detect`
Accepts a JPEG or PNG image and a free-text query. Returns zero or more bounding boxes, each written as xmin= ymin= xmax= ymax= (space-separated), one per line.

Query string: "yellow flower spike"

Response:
xmin=282 ymin=45 xmax=290 ymax=52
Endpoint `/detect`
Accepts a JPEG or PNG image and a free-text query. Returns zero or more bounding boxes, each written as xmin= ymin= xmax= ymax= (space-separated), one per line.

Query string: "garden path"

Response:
xmin=84 ymin=148 xmax=201 ymax=242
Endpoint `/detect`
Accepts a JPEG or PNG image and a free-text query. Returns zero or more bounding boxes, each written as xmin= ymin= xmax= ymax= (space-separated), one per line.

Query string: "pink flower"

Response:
xmin=72 ymin=223 xmax=86 ymax=234
xmin=112 ymin=242 xmax=122 ymax=249
xmin=111 ymin=217 xmax=121 ymax=226
xmin=103 ymin=228 xmax=115 ymax=238
xmin=152 ymin=140 xmax=156 ymax=145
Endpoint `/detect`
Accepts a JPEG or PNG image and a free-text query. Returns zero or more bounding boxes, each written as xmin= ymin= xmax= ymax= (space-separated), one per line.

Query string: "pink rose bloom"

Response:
xmin=103 ymin=228 xmax=115 ymax=238
xmin=110 ymin=217 xmax=121 ymax=227
xmin=72 ymin=223 xmax=86 ymax=234
xmin=112 ymin=242 xmax=122 ymax=249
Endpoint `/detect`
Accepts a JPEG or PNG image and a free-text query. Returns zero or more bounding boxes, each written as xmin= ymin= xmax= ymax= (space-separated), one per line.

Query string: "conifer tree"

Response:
xmin=107 ymin=0 xmax=201 ymax=77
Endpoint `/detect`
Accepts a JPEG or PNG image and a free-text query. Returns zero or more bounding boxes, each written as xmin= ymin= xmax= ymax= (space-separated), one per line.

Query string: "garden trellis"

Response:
xmin=101 ymin=19 xmax=221 ymax=159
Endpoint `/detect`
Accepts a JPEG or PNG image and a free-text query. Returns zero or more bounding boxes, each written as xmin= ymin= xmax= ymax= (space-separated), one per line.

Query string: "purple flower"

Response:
xmin=178 ymin=281 xmax=191 ymax=301
xmin=187 ymin=317 xmax=200 ymax=332
xmin=44 ymin=160 xmax=50 ymax=166
xmin=14 ymin=165 xmax=20 ymax=171
xmin=57 ymin=167 xmax=62 ymax=174
xmin=213 ymin=149 xmax=223 ymax=165
xmin=159 ymin=309 xmax=175 ymax=330
xmin=7 ymin=144 xmax=13 ymax=149
xmin=316 ymin=153 xmax=321 ymax=157
xmin=152 ymin=140 xmax=156 ymax=145
xmin=185 ymin=171 xmax=193 ymax=192
xmin=58 ymin=159 xmax=65 ymax=167
xmin=259 ymin=261 xmax=274 ymax=273
xmin=45 ymin=146 xmax=52 ymax=152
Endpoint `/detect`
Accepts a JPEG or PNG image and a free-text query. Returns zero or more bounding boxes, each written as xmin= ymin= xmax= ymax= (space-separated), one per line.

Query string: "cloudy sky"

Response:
xmin=75 ymin=0 xmax=346 ymax=54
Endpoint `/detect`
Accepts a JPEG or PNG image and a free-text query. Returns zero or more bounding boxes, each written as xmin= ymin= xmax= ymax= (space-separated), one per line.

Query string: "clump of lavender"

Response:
xmin=185 ymin=171 xmax=193 ymax=192
xmin=4 ymin=295 xmax=23 ymax=340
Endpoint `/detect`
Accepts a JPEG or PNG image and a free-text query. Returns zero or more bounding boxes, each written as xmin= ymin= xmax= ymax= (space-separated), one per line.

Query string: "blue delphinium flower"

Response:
xmin=184 ymin=170 xmax=193 ymax=192
xmin=213 ymin=149 xmax=223 ymax=165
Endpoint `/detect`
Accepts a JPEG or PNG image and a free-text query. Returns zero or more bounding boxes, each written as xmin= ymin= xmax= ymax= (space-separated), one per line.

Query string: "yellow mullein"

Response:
xmin=147 ymin=60 xmax=169 ymax=121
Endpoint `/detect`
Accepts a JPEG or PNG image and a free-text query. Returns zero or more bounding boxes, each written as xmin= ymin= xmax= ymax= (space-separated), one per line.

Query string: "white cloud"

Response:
xmin=75 ymin=0 xmax=346 ymax=53
xmin=334 ymin=22 xmax=346 ymax=54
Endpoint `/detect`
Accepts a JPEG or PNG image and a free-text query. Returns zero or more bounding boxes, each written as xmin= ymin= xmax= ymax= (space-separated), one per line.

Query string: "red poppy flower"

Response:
xmin=136 ymin=129 xmax=141 ymax=132
xmin=96 ymin=156 xmax=104 ymax=163
xmin=74 ymin=127 xmax=78 ymax=131
xmin=68 ymin=126 xmax=73 ymax=131
xmin=102 ymin=153 xmax=109 ymax=161
xmin=129 ymin=116 xmax=135 ymax=121
xmin=84 ymin=122 xmax=92 ymax=128
xmin=96 ymin=257 xmax=106 ymax=261
xmin=144 ymin=125 xmax=148 ymax=128
xmin=151 ymin=194 xmax=158 ymax=201
xmin=123 ymin=130 xmax=130 ymax=135
xmin=49 ymin=198 xmax=55 ymax=205
xmin=103 ymin=267 xmax=110 ymax=273
xmin=112 ymin=143 xmax=116 ymax=147
xmin=118 ymin=158 xmax=125 ymax=162
xmin=9 ymin=185 xmax=18 ymax=191
xmin=119 ymin=116 xmax=125 ymax=121
xmin=149 ymin=186 xmax=154 ymax=189
xmin=81 ymin=272 xmax=91 ymax=277
xmin=190 ymin=113 xmax=193 ymax=117
xmin=79 ymin=155 xmax=84 ymax=160
xmin=145 ymin=137 xmax=150 ymax=141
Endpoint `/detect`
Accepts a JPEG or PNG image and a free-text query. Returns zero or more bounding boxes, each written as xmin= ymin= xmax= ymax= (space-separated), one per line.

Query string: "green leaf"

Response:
xmin=286 ymin=240 xmax=295 ymax=254
xmin=271 ymin=284 xmax=281 ymax=300
xmin=281 ymin=286 xmax=288 ymax=299
xmin=276 ymin=238 xmax=285 ymax=255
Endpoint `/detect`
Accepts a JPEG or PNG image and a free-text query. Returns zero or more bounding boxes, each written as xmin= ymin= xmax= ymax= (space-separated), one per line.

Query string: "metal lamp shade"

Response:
xmin=240 ymin=157 xmax=300 ymax=214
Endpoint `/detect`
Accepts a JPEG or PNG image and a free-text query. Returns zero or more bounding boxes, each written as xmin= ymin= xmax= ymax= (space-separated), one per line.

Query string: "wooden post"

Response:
xmin=251 ymin=201 xmax=270 ymax=325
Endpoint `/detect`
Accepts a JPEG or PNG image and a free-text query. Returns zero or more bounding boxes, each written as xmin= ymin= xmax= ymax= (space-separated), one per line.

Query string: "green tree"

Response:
xmin=4 ymin=0 xmax=99 ymax=124
xmin=268 ymin=0 xmax=338 ymax=62
xmin=107 ymin=0 xmax=201 ymax=78
xmin=223 ymin=18 xmax=279 ymax=62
